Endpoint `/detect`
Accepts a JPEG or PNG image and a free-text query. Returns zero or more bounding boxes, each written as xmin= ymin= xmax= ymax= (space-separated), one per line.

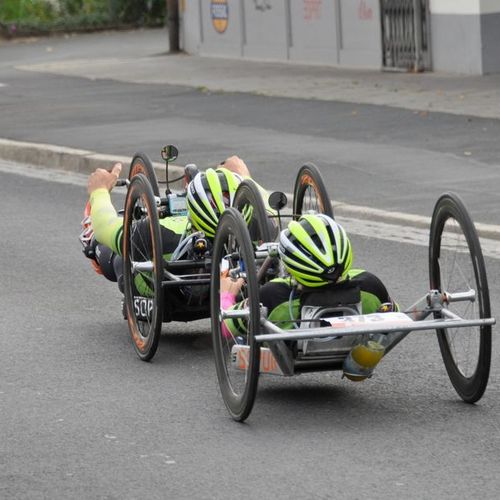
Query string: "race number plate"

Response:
xmin=322 ymin=312 xmax=413 ymax=330
xmin=231 ymin=345 xmax=284 ymax=376
xmin=133 ymin=297 xmax=153 ymax=321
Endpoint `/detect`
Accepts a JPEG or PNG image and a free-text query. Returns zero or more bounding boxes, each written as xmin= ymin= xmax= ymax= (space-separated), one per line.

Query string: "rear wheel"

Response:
xmin=429 ymin=192 xmax=491 ymax=403
xmin=232 ymin=179 xmax=275 ymax=243
xmin=123 ymin=174 xmax=164 ymax=361
xmin=293 ymin=163 xmax=333 ymax=219
xmin=211 ymin=208 xmax=261 ymax=421
xmin=129 ymin=152 xmax=160 ymax=197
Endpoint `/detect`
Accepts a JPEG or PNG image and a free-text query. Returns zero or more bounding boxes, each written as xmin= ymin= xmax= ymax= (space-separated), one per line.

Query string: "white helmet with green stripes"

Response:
xmin=186 ymin=167 xmax=242 ymax=238
xmin=279 ymin=214 xmax=353 ymax=288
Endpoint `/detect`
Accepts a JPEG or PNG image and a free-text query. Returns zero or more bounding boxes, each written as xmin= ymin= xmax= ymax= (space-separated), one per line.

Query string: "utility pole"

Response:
xmin=166 ymin=0 xmax=180 ymax=53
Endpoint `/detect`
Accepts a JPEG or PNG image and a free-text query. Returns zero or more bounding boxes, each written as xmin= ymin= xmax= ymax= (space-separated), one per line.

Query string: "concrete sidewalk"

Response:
xmin=3 ymin=29 xmax=500 ymax=119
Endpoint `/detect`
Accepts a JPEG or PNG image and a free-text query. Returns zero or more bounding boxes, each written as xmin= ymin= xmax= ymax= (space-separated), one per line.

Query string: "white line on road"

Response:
xmin=1 ymin=159 xmax=499 ymax=259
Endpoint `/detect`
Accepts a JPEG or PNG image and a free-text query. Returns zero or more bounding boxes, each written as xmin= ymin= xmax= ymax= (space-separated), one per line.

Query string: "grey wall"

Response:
xmin=180 ymin=1 xmax=500 ymax=74
xmin=242 ymin=1 xmax=289 ymax=60
xmin=185 ymin=0 xmax=382 ymax=69
xmin=338 ymin=0 xmax=381 ymax=68
xmin=481 ymin=11 xmax=500 ymax=74
xmin=180 ymin=0 xmax=201 ymax=54
xmin=288 ymin=0 xmax=338 ymax=65
xmin=430 ymin=13 xmax=483 ymax=74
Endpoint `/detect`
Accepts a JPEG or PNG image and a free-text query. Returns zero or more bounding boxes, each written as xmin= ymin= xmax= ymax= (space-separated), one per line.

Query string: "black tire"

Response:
xmin=211 ymin=208 xmax=261 ymax=421
xmin=429 ymin=192 xmax=491 ymax=403
xmin=232 ymin=179 xmax=276 ymax=242
xmin=123 ymin=174 xmax=164 ymax=361
xmin=128 ymin=152 xmax=160 ymax=197
xmin=293 ymin=163 xmax=333 ymax=219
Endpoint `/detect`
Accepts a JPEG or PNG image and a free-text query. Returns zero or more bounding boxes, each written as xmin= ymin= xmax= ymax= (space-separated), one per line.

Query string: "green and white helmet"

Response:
xmin=279 ymin=214 xmax=353 ymax=288
xmin=186 ymin=167 xmax=242 ymax=238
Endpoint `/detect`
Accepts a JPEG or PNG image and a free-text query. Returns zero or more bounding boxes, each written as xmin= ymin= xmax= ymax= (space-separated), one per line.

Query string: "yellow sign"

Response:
xmin=211 ymin=0 xmax=229 ymax=34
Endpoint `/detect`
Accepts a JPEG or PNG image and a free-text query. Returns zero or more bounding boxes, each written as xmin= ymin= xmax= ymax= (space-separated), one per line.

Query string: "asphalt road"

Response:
xmin=1 ymin=162 xmax=499 ymax=499
xmin=1 ymin=30 xmax=500 ymax=225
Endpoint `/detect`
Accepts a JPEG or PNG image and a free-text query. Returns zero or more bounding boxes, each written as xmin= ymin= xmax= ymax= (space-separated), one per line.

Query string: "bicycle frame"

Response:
xmin=221 ymin=288 xmax=496 ymax=376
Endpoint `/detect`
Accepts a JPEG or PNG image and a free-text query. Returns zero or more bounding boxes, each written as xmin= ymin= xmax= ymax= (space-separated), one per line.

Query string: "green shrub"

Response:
xmin=0 ymin=0 xmax=166 ymax=34
xmin=0 ymin=0 xmax=56 ymax=22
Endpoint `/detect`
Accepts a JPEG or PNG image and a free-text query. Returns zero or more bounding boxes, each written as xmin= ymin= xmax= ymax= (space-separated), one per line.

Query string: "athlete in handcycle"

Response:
xmin=80 ymin=147 xmax=262 ymax=361
xmin=210 ymin=176 xmax=496 ymax=421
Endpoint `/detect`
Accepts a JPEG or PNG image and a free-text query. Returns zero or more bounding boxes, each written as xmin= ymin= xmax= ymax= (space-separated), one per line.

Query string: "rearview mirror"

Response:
xmin=161 ymin=145 xmax=179 ymax=163
xmin=268 ymin=191 xmax=288 ymax=211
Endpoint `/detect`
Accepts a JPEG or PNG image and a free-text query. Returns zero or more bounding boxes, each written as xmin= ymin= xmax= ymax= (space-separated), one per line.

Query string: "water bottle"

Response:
xmin=343 ymin=334 xmax=387 ymax=382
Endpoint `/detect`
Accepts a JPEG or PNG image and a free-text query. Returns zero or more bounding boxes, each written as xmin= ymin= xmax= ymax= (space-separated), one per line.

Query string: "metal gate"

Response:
xmin=381 ymin=0 xmax=431 ymax=71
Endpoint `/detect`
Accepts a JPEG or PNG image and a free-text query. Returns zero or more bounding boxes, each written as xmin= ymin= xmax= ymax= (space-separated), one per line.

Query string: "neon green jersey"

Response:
xmin=89 ymin=188 xmax=188 ymax=258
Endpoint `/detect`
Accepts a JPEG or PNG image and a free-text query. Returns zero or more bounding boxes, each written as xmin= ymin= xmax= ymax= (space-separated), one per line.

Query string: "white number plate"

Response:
xmin=133 ymin=297 xmax=153 ymax=321
xmin=323 ymin=312 xmax=413 ymax=329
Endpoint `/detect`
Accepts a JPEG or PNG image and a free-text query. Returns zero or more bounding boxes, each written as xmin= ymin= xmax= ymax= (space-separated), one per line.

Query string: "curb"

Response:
xmin=0 ymin=137 xmax=185 ymax=190
xmin=2 ymin=137 xmax=500 ymax=240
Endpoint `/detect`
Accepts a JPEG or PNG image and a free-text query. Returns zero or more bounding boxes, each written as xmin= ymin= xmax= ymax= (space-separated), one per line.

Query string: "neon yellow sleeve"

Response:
xmin=89 ymin=188 xmax=123 ymax=255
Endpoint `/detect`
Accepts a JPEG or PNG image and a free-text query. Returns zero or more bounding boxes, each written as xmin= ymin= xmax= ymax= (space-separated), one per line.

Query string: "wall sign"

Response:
xmin=211 ymin=0 xmax=229 ymax=33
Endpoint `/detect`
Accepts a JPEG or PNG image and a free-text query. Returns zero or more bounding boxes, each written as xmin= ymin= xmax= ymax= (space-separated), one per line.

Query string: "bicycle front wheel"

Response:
xmin=123 ymin=174 xmax=164 ymax=361
xmin=128 ymin=152 xmax=160 ymax=197
xmin=293 ymin=163 xmax=333 ymax=219
xmin=429 ymin=192 xmax=491 ymax=403
xmin=211 ymin=208 xmax=261 ymax=421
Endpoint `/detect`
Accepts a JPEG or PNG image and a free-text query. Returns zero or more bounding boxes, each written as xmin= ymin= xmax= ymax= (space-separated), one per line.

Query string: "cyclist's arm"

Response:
xmin=89 ymin=188 xmax=123 ymax=255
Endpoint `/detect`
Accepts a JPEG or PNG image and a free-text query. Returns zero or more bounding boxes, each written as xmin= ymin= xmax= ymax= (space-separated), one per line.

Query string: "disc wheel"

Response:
xmin=293 ymin=163 xmax=333 ymax=219
xmin=211 ymin=208 xmax=261 ymax=421
xmin=123 ymin=174 xmax=164 ymax=361
xmin=128 ymin=152 xmax=160 ymax=197
xmin=429 ymin=192 xmax=491 ymax=403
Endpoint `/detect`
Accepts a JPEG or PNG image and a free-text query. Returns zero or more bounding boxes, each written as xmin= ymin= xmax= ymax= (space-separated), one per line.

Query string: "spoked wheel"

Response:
xmin=128 ymin=152 xmax=160 ymax=197
xmin=293 ymin=162 xmax=333 ymax=219
xmin=429 ymin=192 xmax=491 ymax=403
xmin=123 ymin=174 xmax=164 ymax=361
xmin=211 ymin=208 xmax=261 ymax=421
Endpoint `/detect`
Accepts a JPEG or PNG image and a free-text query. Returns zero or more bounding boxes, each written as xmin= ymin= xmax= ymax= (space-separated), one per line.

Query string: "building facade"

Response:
xmin=179 ymin=0 xmax=500 ymax=74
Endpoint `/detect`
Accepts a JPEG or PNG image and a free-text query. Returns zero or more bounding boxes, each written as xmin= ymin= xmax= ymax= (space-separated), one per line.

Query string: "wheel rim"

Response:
xmin=211 ymin=209 xmax=260 ymax=420
xmin=123 ymin=175 xmax=163 ymax=360
xmin=435 ymin=216 xmax=482 ymax=378
xmin=293 ymin=164 xmax=333 ymax=219
xmin=129 ymin=153 xmax=160 ymax=196
xmin=219 ymin=235 xmax=255 ymax=399
xmin=300 ymin=179 xmax=323 ymax=214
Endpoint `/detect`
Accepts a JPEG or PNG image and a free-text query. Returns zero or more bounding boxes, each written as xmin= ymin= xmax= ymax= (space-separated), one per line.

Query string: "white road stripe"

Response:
xmin=1 ymin=160 xmax=498 ymax=259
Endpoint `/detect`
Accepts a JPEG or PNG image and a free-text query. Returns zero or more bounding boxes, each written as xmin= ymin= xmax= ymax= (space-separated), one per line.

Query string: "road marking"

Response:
xmin=0 ymin=83 xmax=7 ymax=88
xmin=0 ymin=159 xmax=499 ymax=259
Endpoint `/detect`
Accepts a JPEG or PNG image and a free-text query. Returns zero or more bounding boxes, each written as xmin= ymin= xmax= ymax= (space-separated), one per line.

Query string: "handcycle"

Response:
xmin=115 ymin=146 xmax=321 ymax=361
xmin=210 ymin=172 xmax=496 ymax=421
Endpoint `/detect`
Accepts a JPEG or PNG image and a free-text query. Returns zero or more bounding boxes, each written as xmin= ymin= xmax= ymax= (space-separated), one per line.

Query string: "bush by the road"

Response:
xmin=0 ymin=0 xmax=166 ymax=37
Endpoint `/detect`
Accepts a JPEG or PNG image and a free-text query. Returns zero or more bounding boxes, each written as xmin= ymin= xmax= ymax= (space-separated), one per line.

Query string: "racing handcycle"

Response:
xmin=209 ymin=169 xmax=496 ymax=421
xmin=116 ymin=146 xmax=317 ymax=361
